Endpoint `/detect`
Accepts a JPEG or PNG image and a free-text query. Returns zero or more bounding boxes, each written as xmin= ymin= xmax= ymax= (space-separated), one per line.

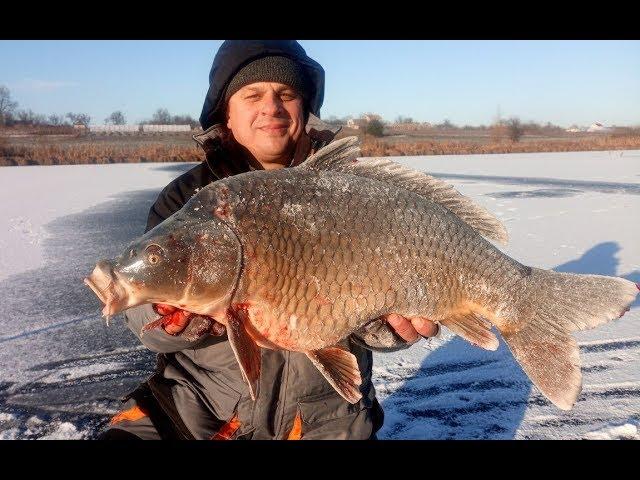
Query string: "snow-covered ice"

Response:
xmin=0 ymin=151 xmax=638 ymax=439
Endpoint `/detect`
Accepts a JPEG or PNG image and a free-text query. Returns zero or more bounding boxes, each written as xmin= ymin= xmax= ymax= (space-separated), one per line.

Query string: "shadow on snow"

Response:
xmin=380 ymin=241 xmax=639 ymax=439
xmin=0 ymin=187 xmax=170 ymax=435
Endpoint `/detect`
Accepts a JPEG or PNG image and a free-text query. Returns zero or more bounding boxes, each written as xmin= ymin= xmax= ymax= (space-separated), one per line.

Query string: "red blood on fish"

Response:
xmin=162 ymin=309 xmax=193 ymax=328
xmin=153 ymin=304 xmax=177 ymax=316
xmin=142 ymin=305 xmax=193 ymax=335
xmin=214 ymin=203 xmax=231 ymax=220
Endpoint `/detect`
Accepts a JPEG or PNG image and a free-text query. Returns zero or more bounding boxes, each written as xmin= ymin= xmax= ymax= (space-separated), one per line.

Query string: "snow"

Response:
xmin=1 ymin=152 xmax=639 ymax=439
xmin=37 ymin=422 xmax=86 ymax=440
xmin=583 ymin=420 xmax=639 ymax=440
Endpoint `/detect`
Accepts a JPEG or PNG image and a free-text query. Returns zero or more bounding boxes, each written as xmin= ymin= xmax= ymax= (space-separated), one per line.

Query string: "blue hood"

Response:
xmin=199 ymin=40 xmax=325 ymax=130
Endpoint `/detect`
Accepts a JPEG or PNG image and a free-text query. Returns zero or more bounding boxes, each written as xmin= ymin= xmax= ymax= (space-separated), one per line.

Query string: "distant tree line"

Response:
xmin=139 ymin=108 xmax=199 ymax=128
xmin=0 ymin=85 xmax=199 ymax=129
xmin=323 ymin=111 xmax=570 ymax=136
xmin=3 ymin=85 xmax=623 ymax=140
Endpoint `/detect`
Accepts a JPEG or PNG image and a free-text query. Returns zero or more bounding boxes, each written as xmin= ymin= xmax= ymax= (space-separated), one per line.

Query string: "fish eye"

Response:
xmin=145 ymin=244 xmax=164 ymax=265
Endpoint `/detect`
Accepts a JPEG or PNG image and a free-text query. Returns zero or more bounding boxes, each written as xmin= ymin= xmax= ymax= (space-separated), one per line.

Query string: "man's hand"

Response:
xmin=152 ymin=304 xmax=226 ymax=336
xmin=383 ymin=314 xmax=439 ymax=343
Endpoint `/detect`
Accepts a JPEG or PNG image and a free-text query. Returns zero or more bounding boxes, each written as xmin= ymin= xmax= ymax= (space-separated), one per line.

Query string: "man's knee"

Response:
xmin=99 ymin=397 xmax=163 ymax=440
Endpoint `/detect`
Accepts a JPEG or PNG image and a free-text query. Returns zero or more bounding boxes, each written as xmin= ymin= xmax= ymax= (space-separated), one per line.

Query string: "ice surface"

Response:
xmin=1 ymin=151 xmax=639 ymax=439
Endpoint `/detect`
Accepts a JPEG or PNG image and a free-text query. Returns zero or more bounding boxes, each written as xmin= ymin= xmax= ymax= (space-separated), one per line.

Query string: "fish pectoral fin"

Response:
xmin=441 ymin=311 xmax=499 ymax=351
xmin=226 ymin=310 xmax=261 ymax=401
xmin=305 ymin=346 xmax=363 ymax=404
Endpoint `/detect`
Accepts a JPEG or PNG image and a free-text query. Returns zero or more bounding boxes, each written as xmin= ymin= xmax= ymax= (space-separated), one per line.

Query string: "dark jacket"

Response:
xmin=118 ymin=41 xmax=414 ymax=439
xmin=122 ymin=118 xmax=415 ymax=440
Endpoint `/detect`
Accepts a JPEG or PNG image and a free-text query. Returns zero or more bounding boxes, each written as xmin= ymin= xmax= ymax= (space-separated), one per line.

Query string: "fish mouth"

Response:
xmin=84 ymin=260 xmax=133 ymax=317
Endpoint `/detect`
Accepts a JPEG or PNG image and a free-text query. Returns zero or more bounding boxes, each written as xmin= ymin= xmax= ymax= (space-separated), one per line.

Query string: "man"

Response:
xmin=99 ymin=40 xmax=438 ymax=440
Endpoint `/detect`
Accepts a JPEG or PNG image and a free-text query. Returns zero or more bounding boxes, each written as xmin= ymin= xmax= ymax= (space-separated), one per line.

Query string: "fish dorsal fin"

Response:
xmin=299 ymin=136 xmax=508 ymax=245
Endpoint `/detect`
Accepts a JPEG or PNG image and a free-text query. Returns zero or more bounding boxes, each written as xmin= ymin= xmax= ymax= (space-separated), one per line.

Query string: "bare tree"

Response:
xmin=171 ymin=114 xmax=198 ymax=127
xmin=506 ymin=117 xmax=524 ymax=142
xmin=16 ymin=109 xmax=46 ymax=125
xmin=66 ymin=112 xmax=91 ymax=127
xmin=395 ymin=115 xmax=414 ymax=124
xmin=0 ymin=86 xmax=18 ymax=125
xmin=151 ymin=108 xmax=172 ymax=124
xmin=365 ymin=118 xmax=385 ymax=137
xmin=48 ymin=114 xmax=65 ymax=126
xmin=17 ymin=110 xmax=32 ymax=123
xmin=324 ymin=115 xmax=340 ymax=126
xmin=437 ymin=119 xmax=455 ymax=129
xmin=105 ymin=110 xmax=126 ymax=125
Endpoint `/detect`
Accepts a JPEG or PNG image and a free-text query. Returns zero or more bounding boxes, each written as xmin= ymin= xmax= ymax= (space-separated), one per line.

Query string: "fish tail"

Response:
xmin=497 ymin=267 xmax=638 ymax=410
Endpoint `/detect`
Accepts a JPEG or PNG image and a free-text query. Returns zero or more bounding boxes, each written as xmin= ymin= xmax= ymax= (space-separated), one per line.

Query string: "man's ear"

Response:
xmin=224 ymin=103 xmax=232 ymax=130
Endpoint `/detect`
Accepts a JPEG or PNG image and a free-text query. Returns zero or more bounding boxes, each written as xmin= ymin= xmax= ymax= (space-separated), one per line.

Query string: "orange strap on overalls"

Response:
xmin=286 ymin=412 xmax=303 ymax=440
xmin=110 ymin=405 xmax=148 ymax=425
xmin=210 ymin=412 xmax=304 ymax=440
xmin=210 ymin=414 xmax=242 ymax=440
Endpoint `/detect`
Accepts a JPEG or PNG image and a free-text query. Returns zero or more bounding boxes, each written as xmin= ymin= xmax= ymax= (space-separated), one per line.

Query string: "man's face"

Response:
xmin=226 ymin=82 xmax=305 ymax=166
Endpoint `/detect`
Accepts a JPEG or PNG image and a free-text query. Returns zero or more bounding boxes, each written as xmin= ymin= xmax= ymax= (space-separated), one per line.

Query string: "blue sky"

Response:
xmin=1 ymin=40 xmax=638 ymax=127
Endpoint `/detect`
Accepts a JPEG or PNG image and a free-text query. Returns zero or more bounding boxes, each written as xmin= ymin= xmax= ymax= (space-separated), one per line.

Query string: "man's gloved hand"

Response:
xmin=152 ymin=304 xmax=226 ymax=337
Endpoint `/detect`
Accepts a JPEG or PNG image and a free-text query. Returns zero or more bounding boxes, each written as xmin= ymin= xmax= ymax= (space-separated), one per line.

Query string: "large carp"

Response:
xmin=85 ymin=137 xmax=638 ymax=410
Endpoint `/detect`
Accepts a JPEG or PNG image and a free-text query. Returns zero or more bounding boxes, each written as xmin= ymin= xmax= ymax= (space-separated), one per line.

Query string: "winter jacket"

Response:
xmin=107 ymin=40 xmax=414 ymax=440
xmin=114 ymin=117 xmax=415 ymax=440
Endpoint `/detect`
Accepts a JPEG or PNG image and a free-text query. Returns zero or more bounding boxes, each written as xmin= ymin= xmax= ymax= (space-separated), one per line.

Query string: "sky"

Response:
xmin=0 ymin=40 xmax=638 ymax=128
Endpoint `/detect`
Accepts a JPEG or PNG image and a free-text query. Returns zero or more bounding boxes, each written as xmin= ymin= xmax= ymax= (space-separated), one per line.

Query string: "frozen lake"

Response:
xmin=1 ymin=149 xmax=639 ymax=439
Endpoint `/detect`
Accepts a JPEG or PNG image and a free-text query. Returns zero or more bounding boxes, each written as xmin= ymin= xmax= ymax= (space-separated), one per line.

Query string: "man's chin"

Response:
xmin=255 ymin=140 xmax=293 ymax=158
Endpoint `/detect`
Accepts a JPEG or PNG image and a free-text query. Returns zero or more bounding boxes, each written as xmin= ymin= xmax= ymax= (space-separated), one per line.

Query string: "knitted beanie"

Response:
xmin=223 ymin=55 xmax=311 ymax=105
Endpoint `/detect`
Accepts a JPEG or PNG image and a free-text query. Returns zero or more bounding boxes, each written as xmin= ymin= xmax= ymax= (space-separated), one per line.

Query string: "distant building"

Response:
xmin=362 ymin=113 xmax=382 ymax=123
xmin=390 ymin=121 xmax=432 ymax=131
xmin=142 ymin=124 xmax=191 ymax=133
xmin=346 ymin=113 xmax=384 ymax=130
xmin=347 ymin=118 xmax=368 ymax=130
xmin=388 ymin=120 xmax=432 ymax=132
xmin=89 ymin=124 xmax=140 ymax=134
xmin=86 ymin=124 xmax=192 ymax=134
xmin=586 ymin=122 xmax=611 ymax=133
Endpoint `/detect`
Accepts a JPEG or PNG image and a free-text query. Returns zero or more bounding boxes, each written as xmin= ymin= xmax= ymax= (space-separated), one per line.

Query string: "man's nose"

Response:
xmin=260 ymin=92 xmax=284 ymax=115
